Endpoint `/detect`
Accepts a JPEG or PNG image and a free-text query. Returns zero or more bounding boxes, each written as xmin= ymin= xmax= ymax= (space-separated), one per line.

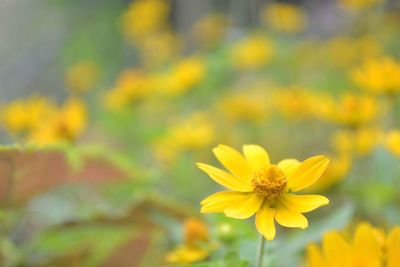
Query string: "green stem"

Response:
xmin=255 ymin=234 xmax=266 ymax=267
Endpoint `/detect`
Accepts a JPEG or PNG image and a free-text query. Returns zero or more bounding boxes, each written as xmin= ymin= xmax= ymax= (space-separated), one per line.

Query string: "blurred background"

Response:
xmin=0 ymin=0 xmax=400 ymax=266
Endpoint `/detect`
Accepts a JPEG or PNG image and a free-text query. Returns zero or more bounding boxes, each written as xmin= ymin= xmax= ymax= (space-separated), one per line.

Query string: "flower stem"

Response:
xmin=255 ymin=234 xmax=266 ymax=267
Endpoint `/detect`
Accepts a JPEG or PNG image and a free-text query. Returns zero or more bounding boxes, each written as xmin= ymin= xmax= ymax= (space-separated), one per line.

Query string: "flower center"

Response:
xmin=251 ymin=165 xmax=287 ymax=200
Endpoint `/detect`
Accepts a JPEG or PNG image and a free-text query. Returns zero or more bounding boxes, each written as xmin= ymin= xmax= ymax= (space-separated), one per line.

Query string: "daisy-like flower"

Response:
xmin=197 ymin=144 xmax=330 ymax=240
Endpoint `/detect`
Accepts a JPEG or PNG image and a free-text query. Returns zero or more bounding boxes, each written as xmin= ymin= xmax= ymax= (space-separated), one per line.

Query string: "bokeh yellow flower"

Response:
xmin=192 ymin=13 xmax=228 ymax=49
xmin=383 ymin=130 xmax=400 ymax=156
xmin=165 ymin=218 xmax=210 ymax=264
xmin=274 ymin=88 xmax=319 ymax=120
xmin=65 ymin=60 xmax=99 ymax=94
xmin=153 ymin=112 xmax=215 ymax=164
xmin=351 ymin=57 xmax=400 ymax=94
xmin=104 ymin=69 xmax=151 ymax=110
xmin=261 ymin=3 xmax=307 ymax=33
xmin=198 ymin=144 xmax=329 ymax=240
xmin=322 ymin=94 xmax=378 ymax=128
xmin=231 ymin=35 xmax=274 ymax=70
xmin=332 ymin=128 xmax=380 ymax=157
xmin=30 ymin=98 xmax=87 ymax=144
xmin=220 ymin=89 xmax=269 ymax=122
xmin=159 ymin=56 xmax=205 ymax=96
xmin=121 ymin=0 xmax=169 ymax=41
xmin=305 ymin=222 xmax=400 ymax=267
xmin=1 ymin=96 xmax=56 ymax=135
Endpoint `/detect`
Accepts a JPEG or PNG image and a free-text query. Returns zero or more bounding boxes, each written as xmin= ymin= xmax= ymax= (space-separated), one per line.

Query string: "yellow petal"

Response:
xmin=242 ymin=144 xmax=270 ymax=172
xmin=255 ymin=204 xmax=276 ymax=240
xmin=287 ymin=155 xmax=329 ymax=192
xmin=212 ymin=144 xmax=252 ymax=182
xmin=387 ymin=227 xmax=400 ymax=267
xmin=279 ymin=194 xmax=329 ymax=213
xmin=277 ymin=159 xmax=300 ymax=177
xmin=306 ymin=244 xmax=325 ymax=267
xmin=353 ymin=223 xmax=382 ymax=267
xmin=200 ymin=191 xmax=251 ymax=213
xmin=274 ymin=201 xmax=308 ymax=229
xmin=322 ymin=231 xmax=351 ymax=267
xmin=197 ymin=163 xmax=253 ymax=192
xmin=224 ymin=193 xmax=264 ymax=219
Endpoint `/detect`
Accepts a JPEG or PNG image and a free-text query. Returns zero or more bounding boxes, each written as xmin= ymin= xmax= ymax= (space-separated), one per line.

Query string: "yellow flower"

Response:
xmin=159 ymin=57 xmax=205 ymax=96
xmin=198 ymin=144 xmax=329 ymax=240
xmin=273 ymin=88 xmax=319 ymax=120
xmin=231 ymin=35 xmax=274 ymax=70
xmin=1 ymin=96 xmax=56 ymax=135
xmin=351 ymin=57 xmax=400 ymax=94
xmin=165 ymin=245 xmax=208 ymax=264
xmin=192 ymin=13 xmax=228 ymax=48
xmin=340 ymin=0 xmax=383 ymax=11
xmin=322 ymin=94 xmax=378 ymax=128
xmin=30 ymin=98 xmax=87 ymax=144
xmin=65 ymin=60 xmax=99 ymax=94
xmin=383 ymin=130 xmax=400 ymax=156
xmin=165 ymin=218 xmax=210 ymax=264
xmin=103 ymin=69 xmax=151 ymax=110
xmin=332 ymin=128 xmax=379 ymax=157
xmin=153 ymin=112 xmax=215 ymax=164
xmin=121 ymin=0 xmax=169 ymax=41
xmin=261 ymin=3 xmax=307 ymax=33
xmin=325 ymin=36 xmax=380 ymax=68
xmin=220 ymin=89 xmax=269 ymax=122
xmin=305 ymin=223 xmax=400 ymax=267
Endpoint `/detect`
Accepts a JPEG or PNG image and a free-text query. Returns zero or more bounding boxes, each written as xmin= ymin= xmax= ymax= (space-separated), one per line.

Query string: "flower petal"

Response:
xmin=280 ymin=194 xmax=329 ymax=213
xmin=353 ymin=223 xmax=382 ymax=266
xmin=388 ymin=227 xmax=400 ymax=267
xmin=306 ymin=244 xmax=325 ymax=267
xmin=200 ymin=191 xmax=251 ymax=213
xmin=197 ymin=163 xmax=252 ymax=192
xmin=274 ymin=200 xmax=308 ymax=229
xmin=287 ymin=155 xmax=329 ymax=192
xmin=242 ymin=144 xmax=270 ymax=172
xmin=277 ymin=159 xmax=300 ymax=177
xmin=212 ymin=145 xmax=252 ymax=182
xmin=224 ymin=193 xmax=264 ymax=219
xmin=322 ymin=231 xmax=351 ymax=266
xmin=255 ymin=204 xmax=276 ymax=240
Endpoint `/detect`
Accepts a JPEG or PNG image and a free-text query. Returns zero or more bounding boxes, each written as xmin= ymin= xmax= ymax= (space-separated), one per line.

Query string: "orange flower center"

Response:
xmin=251 ymin=165 xmax=287 ymax=200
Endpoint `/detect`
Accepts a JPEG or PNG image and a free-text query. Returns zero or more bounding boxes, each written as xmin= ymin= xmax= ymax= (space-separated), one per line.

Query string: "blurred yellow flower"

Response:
xmin=332 ymin=128 xmax=379 ymax=157
xmin=137 ymin=31 xmax=180 ymax=66
xmin=231 ymin=35 xmax=274 ymax=70
xmin=154 ymin=113 xmax=215 ymax=163
xmin=1 ymin=96 xmax=56 ymax=135
xmin=31 ymin=98 xmax=87 ymax=144
xmin=198 ymin=144 xmax=329 ymax=240
xmin=159 ymin=56 xmax=205 ymax=96
xmin=340 ymin=0 xmax=383 ymax=11
xmin=104 ymin=69 xmax=151 ymax=110
xmin=65 ymin=60 xmax=99 ymax=94
xmin=165 ymin=218 xmax=210 ymax=264
xmin=274 ymin=88 xmax=319 ymax=120
xmin=306 ymin=154 xmax=351 ymax=192
xmin=261 ymin=3 xmax=307 ymax=33
xmin=322 ymin=94 xmax=378 ymax=128
xmin=351 ymin=57 xmax=400 ymax=94
xmin=325 ymin=36 xmax=381 ymax=68
xmin=305 ymin=222 xmax=400 ymax=267
xmin=121 ymin=0 xmax=169 ymax=41
xmin=192 ymin=13 xmax=228 ymax=48
xmin=220 ymin=89 xmax=269 ymax=122
xmin=383 ymin=130 xmax=400 ymax=156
